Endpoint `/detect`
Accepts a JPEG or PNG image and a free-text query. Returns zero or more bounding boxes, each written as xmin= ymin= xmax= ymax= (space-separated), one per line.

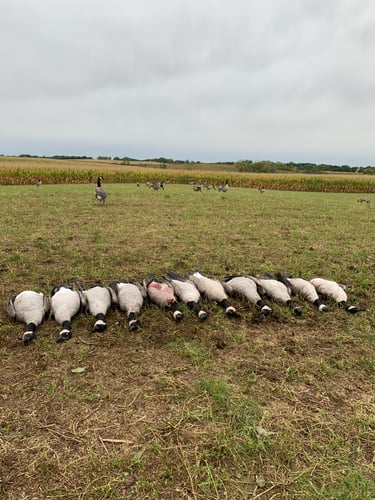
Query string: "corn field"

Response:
xmin=1 ymin=156 xmax=374 ymax=192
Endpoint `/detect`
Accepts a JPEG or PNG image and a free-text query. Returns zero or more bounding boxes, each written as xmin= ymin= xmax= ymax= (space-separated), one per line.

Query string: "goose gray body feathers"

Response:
xmin=83 ymin=285 xmax=112 ymax=332
xmin=109 ymin=280 xmax=146 ymax=331
xmin=276 ymin=274 xmax=328 ymax=312
xmin=165 ymin=271 xmax=208 ymax=320
xmin=310 ymin=278 xmax=364 ymax=313
xmin=95 ymin=176 xmax=107 ymax=205
xmin=222 ymin=276 xmax=272 ymax=315
xmin=7 ymin=290 xmax=50 ymax=345
xmin=50 ymin=285 xmax=85 ymax=342
xmin=188 ymin=271 xmax=239 ymax=317
xmin=249 ymin=276 xmax=302 ymax=316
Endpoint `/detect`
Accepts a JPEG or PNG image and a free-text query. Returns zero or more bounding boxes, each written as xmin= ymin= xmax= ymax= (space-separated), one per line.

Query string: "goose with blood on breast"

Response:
xmin=143 ymin=276 xmax=184 ymax=321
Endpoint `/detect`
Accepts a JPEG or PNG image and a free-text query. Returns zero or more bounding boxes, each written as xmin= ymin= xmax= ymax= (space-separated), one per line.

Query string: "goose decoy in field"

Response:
xmin=83 ymin=285 xmax=113 ymax=332
xmin=35 ymin=179 xmax=42 ymax=187
xmin=95 ymin=176 xmax=107 ymax=205
xmin=188 ymin=271 xmax=239 ymax=317
xmin=248 ymin=276 xmax=302 ymax=316
xmin=193 ymin=185 xmax=202 ymax=192
xmin=310 ymin=278 xmax=364 ymax=313
xmin=222 ymin=276 xmax=272 ymax=315
xmin=109 ymin=279 xmax=146 ymax=331
xmin=218 ymin=180 xmax=229 ymax=192
xmin=7 ymin=290 xmax=50 ymax=345
xmin=165 ymin=271 xmax=208 ymax=320
xmin=143 ymin=276 xmax=183 ymax=321
xmin=50 ymin=285 xmax=85 ymax=342
xmin=276 ymin=274 xmax=328 ymax=312
xmin=149 ymin=181 xmax=164 ymax=191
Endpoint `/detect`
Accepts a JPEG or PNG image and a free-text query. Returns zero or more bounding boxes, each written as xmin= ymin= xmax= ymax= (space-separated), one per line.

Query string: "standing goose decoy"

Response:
xmin=222 ymin=276 xmax=272 ymax=316
xmin=143 ymin=276 xmax=184 ymax=321
xmin=188 ymin=271 xmax=239 ymax=317
xmin=249 ymin=276 xmax=302 ymax=316
xmin=310 ymin=278 xmax=364 ymax=314
xmin=95 ymin=176 xmax=107 ymax=205
xmin=83 ymin=285 xmax=113 ymax=332
xmin=165 ymin=271 xmax=208 ymax=320
xmin=109 ymin=279 xmax=146 ymax=331
xmin=276 ymin=273 xmax=328 ymax=312
xmin=50 ymin=285 xmax=85 ymax=343
xmin=7 ymin=290 xmax=50 ymax=345
xmin=149 ymin=181 xmax=164 ymax=191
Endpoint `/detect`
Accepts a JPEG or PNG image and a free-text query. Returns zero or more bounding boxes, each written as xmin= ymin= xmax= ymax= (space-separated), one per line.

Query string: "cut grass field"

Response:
xmin=0 ymin=181 xmax=374 ymax=499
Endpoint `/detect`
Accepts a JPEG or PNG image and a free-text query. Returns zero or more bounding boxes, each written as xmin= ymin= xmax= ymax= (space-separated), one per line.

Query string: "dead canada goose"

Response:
xmin=249 ymin=276 xmax=302 ymax=316
xmin=83 ymin=285 xmax=113 ymax=332
xmin=276 ymin=273 xmax=328 ymax=312
xmin=143 ymin=276 xmax=183 ymax=321
xmin=109 ymin=279 xmax=146 ymax=331
xmin=165 ymin=271 xmax=208 ymax=320
xmin=50 ymin=285 xmax=85 ymax=342
xmin=188 ymin=271 xmax=239 ymax=317
xmin=95 ymin=176 xmax=107 ymax=205
xmin=7 ymin=290 xmax=50 ymax=345
xmin=310 ymin=278 xmax=364 ymax=313
xmin=222 ymin=276 xmax=272 ymax=315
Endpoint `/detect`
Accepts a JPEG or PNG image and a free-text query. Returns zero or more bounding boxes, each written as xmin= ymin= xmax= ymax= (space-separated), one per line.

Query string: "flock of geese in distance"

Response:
xmin=94 ymin=176 xmax=234 ymax=205
xmin=7 ymin=271 xmax=364 ymax=346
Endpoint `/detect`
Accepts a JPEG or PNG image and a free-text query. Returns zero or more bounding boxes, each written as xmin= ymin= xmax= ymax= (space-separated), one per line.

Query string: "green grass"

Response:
xmin=0 ymin=182 xmax=374 ymax=499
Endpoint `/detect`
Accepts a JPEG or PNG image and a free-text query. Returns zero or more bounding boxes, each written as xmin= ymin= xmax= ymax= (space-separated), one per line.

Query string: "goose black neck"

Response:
xmin=218 ymin=299 xmax=230 ymax=310
xmin=62 ymin=320 xmax=71 ymax=331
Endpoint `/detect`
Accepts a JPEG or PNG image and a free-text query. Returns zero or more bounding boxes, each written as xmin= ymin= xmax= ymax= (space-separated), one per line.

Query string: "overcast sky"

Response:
xmin=1 ymin=1 xmax=374 ymax=165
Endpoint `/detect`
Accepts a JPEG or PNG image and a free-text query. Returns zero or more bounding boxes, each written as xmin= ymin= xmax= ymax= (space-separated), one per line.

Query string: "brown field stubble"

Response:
xmin=0 ymin=181 xmax=374 ymax=499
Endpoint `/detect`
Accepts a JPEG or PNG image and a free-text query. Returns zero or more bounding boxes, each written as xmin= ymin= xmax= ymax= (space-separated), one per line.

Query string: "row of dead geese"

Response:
xmin=6 ymin=272 xmax=364 ymax=345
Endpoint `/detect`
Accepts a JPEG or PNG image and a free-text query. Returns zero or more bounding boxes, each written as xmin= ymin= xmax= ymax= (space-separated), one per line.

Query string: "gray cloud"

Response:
xmin=1 ymin=0 xmax=375 ymax=165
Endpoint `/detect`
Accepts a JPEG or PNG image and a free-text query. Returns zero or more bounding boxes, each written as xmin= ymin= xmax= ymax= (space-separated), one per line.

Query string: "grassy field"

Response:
xmin=0 ymin=181 xmax=374 ymax=499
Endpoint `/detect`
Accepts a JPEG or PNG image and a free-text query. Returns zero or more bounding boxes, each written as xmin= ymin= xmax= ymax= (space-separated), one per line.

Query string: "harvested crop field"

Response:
xmin=0 ymin=178 xmax=374 ymax=499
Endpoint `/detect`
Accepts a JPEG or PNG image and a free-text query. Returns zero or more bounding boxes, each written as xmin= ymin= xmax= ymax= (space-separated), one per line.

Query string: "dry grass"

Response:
xmin=0 ymin=181 xmax=374 ymax=499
